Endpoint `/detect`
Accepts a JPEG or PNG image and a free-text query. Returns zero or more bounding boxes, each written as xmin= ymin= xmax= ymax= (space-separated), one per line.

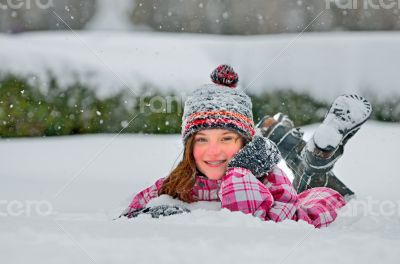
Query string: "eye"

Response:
xmin=195 ymin=137 xmax=207 ymax=143
xmin=221 ymin=136 xmax=234 ymax=142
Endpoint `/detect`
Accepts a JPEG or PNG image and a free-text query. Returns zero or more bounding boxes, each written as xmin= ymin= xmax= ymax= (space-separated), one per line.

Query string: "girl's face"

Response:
xmin=193 ymin=129 xmax=244 ymax=180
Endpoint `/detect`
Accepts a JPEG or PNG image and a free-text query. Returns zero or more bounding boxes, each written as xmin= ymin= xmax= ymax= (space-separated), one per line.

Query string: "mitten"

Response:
xmin=228 ymin=135 xmax=281 ymax=178
xmin=124 ymin=205 xmax=190 ymax=218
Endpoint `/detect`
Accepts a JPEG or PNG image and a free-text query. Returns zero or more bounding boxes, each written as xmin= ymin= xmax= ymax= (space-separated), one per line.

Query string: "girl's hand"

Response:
xmin=227 ymin=135 xmax=281 ymax=178
xmin=123 ymin=205 xmax=190 ymax=218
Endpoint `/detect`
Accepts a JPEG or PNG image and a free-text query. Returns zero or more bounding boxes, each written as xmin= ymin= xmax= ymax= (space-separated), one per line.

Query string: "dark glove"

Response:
xmin=228 ymin=135 xmax=281 ymax=178
xmin=124 ymin=205 xmax=190 ymax=219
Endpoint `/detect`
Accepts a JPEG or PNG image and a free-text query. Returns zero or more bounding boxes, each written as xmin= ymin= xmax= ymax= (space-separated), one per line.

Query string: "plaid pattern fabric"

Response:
xmin=125 ymin=166 xmax=346 ymax=228
xmin=260 ymin=166 xmax=299 ymax=222
xmin=191 ymin=176 xmax=221 ymax=201
xmin=126 ymin=178 xmax=165 ymax=212
xmin=218 ymin=167 xmax=274 ymax=220
xmin=295 ymin=187 xmax=346 ymax=228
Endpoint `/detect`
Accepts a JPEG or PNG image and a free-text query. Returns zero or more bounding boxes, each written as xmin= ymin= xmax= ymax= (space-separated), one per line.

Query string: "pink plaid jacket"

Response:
xmin=125 ymin=166 xmax=346 ymax=228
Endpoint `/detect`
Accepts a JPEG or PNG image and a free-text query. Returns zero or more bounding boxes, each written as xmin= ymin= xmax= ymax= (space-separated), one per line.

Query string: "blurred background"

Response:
xmin=1 ymin=0 xmax=399 ymax=137
xmin=3 ymin=0 xmax=400 ymax=34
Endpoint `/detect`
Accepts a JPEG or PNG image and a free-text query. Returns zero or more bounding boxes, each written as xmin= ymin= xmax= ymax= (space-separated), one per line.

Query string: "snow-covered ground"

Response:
xmin=1 ymin=121 xmax=399 ymax=263
xmin=1 ymin=31 xmax=400 ymax=100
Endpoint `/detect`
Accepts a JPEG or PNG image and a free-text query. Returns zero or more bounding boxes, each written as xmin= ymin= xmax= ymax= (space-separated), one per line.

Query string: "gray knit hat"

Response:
xmin=181 ymin=65 xmax=255 ymax=142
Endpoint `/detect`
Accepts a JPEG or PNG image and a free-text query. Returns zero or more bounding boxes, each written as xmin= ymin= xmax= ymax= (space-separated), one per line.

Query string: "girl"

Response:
xmin=121 ymin=65 xmax=372 ymax=228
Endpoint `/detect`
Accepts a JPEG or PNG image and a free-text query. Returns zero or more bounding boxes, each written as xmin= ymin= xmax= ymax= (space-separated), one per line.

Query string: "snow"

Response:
xmin=1 ymin=31 xmax=400 ymax=100
xmin=312 ymin=94 xmax=372 ymax=150
xmin=311 ymin=122 xmax=342 ymax=150
xmin=1 ymin=121 xmax=400 ymax=263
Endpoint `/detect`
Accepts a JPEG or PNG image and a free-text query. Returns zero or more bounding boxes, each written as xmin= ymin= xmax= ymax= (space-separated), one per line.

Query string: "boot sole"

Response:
xmin=313 ymin=94 xmax=372 ymax=152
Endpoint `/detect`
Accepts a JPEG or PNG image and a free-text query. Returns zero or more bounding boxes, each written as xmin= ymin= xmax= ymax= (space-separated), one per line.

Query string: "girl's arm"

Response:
xmin=218 ymin=165 xmax=298 ymax=223
xmin=122 ymin=177 xmax=165 ymax=218
xmin=219 ymin=136 xmax=280 ymax=220
xmin=260 ymin=165 xmax=299 ymax=222
xmin=218 ymin=167 xmax=274 ymax=220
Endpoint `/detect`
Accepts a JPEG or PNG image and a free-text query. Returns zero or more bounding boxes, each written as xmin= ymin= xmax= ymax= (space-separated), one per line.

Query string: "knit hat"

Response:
xmin=181 ymin=65 xmax=255 ymax=142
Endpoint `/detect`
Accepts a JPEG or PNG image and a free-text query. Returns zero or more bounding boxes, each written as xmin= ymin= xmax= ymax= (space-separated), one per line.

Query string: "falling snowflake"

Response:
xmin=121 ymin=120 xmax=129 ymax=128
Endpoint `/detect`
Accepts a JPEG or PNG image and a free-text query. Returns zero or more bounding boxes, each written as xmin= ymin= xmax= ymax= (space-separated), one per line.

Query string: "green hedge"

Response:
xmin=0 ymin=74 xmax=398 ymax=138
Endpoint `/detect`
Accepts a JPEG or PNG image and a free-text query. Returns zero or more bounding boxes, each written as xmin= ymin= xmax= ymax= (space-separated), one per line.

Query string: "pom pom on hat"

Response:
xmin=210 ymin=64 xmax=239 ymax=88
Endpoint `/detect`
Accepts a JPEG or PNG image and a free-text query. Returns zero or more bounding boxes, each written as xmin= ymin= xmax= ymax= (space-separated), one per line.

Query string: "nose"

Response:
xmin=205 ymin=140 xmax=222 ymax=156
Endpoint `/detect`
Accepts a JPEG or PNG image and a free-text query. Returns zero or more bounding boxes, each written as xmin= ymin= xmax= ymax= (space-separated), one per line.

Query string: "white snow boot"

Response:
xmin=311 ymin=94 xmax=372 ymax=156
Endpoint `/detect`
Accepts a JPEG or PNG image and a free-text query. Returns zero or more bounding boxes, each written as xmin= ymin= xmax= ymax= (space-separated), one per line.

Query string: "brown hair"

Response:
xmin=158 ymin=135 xmax=198 ymax=203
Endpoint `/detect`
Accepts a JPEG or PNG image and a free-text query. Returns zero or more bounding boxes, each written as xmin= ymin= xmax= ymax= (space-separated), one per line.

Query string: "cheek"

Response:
xmin=193 ymin=146 xmax=203 ymax=163
xmin=225 ymin=145 xmax=242 ymax=160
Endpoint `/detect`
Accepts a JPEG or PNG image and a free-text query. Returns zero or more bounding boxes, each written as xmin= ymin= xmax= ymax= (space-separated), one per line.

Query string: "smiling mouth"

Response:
xmin=205 ymin=160 xmax=226 ymax=166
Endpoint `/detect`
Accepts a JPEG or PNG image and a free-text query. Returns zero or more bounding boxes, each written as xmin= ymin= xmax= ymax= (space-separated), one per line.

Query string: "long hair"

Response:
xmin=158 ymin=135 xmax=198 ymax=203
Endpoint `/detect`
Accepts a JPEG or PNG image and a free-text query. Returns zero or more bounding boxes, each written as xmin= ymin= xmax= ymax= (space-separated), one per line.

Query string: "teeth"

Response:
xmin=206 ymin=161 xmax=224 ymax=165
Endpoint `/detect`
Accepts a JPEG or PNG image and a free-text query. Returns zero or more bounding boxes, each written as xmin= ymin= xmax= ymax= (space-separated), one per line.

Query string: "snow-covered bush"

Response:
xmin=0 ymin=74 xmax=398 ymax=137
